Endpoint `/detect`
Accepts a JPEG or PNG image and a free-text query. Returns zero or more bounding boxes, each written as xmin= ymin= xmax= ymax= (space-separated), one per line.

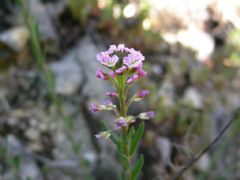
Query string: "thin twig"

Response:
xmin=174 ymin=107 xmax=240 ymax=180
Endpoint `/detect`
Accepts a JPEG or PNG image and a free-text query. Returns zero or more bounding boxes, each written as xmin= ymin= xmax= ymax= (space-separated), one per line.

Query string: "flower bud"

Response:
xmin=109 ymin=70 xmax=115 ymax=78
xmin=137 ymin=69 xmax=147 ymax=77
xmin=89 ymin=104 xmax=100 ymax=113
xmin=106 ymin=91 xmax=118 ymax=98
xmin=96 ymin=68 xmax=107 ymax=80
xmin=102 ymin=99 xmax=116 ymax=110
xmin=116 ymin=66 xmax=127 ymax=74
xmin=95 ymin=131 xmax=111 ymax=139
xmin=135 ymin=90 xmax=150 ymax=101
xmin=126 ymin=74 xmax=139 ymax=84
xmin=115 ymin=117 xmax=128 ymax=128
xmin=138 ymin=111 xmax=155 ymax=120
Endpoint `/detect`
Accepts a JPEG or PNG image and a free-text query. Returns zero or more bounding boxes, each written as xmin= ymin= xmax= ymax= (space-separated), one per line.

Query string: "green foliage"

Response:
xmin=127 ymin=127 xmax=135 ymax=146
xmin=99 ymin=121 xmax=119 ymax=146
xmin=131 ymin=154 xmax=144 ymax=180
xmin=129 ymin=122 xmax=145 ymax=156
xmin=16 ymin=0 xmax=56 ymax=103
xmin=229 ymin=29 xmax=240 ymax=49
xmin=225 ymin=28 xmax=240 ymax=67
xmin=64 ymin=117 xmax=74 ymax=131
xmin=12 ymin=155 xmax=21 ymax=172
xmin=68 ymin=0 xmax=97 ymax=24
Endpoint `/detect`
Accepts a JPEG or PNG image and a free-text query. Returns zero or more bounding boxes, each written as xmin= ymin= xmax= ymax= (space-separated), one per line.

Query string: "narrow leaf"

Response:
xmin=64 ymin=117 xmax=73 ymax=130
xmin=132 ymin=154 xmax=144 ymax=180
xmin=99 ymin=121 xmax=119 ymax=145
xmin=121 ymin=154 xmax=130 ymax=170
xmin=130 ymin=122 xmax=145 ymax=156
xmin=127 ymin=126 xmax=135 ymax=145
xmin=13 ymin=155 xmax=21 ymax=171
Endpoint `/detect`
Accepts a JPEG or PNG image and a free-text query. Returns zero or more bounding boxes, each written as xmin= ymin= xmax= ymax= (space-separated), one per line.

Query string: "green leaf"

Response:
xmin=13 ymin=155 xmax=21 ymax=171
xmin=127 ymin=126 xmax=135 ymax=145
xmin=72 ymin=143 xmax=81 ymax=154
xmin=132 ymin=154 xmax=144 ymax=180
xmin=130 ymin=122 xmax=145 ymax=156
xmin=121 ymin=154 xmax=130 ymax=170
xmin=64 ymin=117 xmax=74 ymax=130
xmin=99 ymin=121 xmax=119 ymax=146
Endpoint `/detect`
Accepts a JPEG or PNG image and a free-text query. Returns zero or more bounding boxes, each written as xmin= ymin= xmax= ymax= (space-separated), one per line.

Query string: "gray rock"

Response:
xmin=195 ymin=153 xmax=210 ymax=171
xmin=0 ymin=27 xmax=29 ymax=52
xmin=25 ymin=128 xmax=40 ymax=141
xmin=49 ymin=50 xmax=83 ymax=95
xmin=156 ymin=136 xmax=172 ymax=167
xmin=0 ymin=91 xmax=10 ymax=114
xmin=21 ymin=159 xmax=43 ymax=180
xmin=45 ymin=0 xmax=68 ymax=19
xmin=183 ymin=87 xmax=203 ymax=109
xmin=76 ymin=36 xmax=106 ymax=99
xmin=158 ymin=77 xmax=175 ymax=107
xmin=4 ymin=135 xmax=44 ymax=180
xmin=26 ymin=0 xmax=58 ymax=43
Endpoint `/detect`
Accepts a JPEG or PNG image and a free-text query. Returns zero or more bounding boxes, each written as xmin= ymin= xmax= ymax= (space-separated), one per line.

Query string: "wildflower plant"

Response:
xmin=90 ymin=44 xmax=154 ymax=180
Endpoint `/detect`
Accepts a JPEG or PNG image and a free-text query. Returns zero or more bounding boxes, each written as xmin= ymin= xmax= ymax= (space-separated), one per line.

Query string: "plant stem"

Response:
xmin=118 ymin=82 xmax=132 ymax=180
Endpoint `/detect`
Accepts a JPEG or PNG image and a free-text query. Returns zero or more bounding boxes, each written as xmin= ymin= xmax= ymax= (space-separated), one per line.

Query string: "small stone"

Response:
xmin=0 ymin=27 xmax=29 ymax=51
xmin=152 ymin=65 xmax=163 ymax=75
xmin=39 ymin=122 xmax=48 ymax=132
xmin=195 ymin=153 xmax=210 ymax=171
xmin=7 ymin=117 xmax=18 ymax=126
xmin=30 ymin=118 xmax=38 ymax=128
xmin=49 ymin=49 xmax=83 ymax=95
xmin=21 ymin=159 xmax=43 ymax=180
xmin=183 ymin=87 xmax=203 ymax=109
xmin=83 ymin=152 xmax=97 ymax=165
xmin=156 ymin=136 xmax=172 ymax=167
xmin=0 ymin=92 xmax=10 ymax=113
xmin=158 ymin=77 xmax=174 ymax=107
xmin=25 ymin=128 xmax=40 ymax=141
xmin=29 ymin=142 xmax=43 ymax=152
xmin=25 ymin=0 xmax=58 ymax=43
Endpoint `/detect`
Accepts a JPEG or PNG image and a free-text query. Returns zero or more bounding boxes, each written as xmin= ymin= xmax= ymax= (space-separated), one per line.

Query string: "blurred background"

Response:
xmin=0 ymin=0 xmax=240 ymax=179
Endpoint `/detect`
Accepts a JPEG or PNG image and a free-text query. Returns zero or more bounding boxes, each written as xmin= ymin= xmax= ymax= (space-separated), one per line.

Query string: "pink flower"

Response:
xmin=102 ymin=99 xmax=113 ymax=106
xmin=89 ymin=104 xmax=100 ymax=113
xmin=123 ymin=56 xmax=142 ymax=69
xmin=115 ymin=117 xmax=128 ymax=128
xmin=107 ymin=44 xmax=125 ymax=54
xmin=126 ymin=74 xmax=139 ymax=84
xmin=116 ymin=66 xmax=127 ymax=74
xmin=96 ymin=68 xmax=107 ymax=80
xmin=108 ymin=45 xmax=117 ymax=53
xmin=97 ymin=52 xmax=119 ymax=67
xmin=106 ymin=91 xmax=118 ymax=98
xmin=123 ymin=49 xmax=145 ymax=69
xmin=95 ymin=131 xmax=111 ymax=139
xmin=137 ymin=69 xmax=147 ymax=77
xmin=109 ymin=70 xmax=115 ymax=78
xmin=117 ymin=44 xmax=125 ymax=51
xmin=146 ymin=111 xmax=155 ymax=118
xmin=137 ymin=90 xmax=150 ymax=98
xmin=139 ymin=111 xmax=155 ymax=119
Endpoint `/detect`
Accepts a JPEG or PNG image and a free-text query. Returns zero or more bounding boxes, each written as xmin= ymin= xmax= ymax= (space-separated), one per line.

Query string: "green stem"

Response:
xmin=118 ymin=80 xmax=132 ymax=180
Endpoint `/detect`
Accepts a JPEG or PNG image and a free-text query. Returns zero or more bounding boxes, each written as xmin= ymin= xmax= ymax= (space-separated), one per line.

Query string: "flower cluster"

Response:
xmin=95 ymin=44 xmax=146 ymax=82
xmin=90 ymin=44 xmax=154 ymax=139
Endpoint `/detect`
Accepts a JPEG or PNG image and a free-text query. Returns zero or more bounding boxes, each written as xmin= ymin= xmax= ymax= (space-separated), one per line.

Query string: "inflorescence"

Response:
xmin=89 ymin=44 xmax=155 ymax=139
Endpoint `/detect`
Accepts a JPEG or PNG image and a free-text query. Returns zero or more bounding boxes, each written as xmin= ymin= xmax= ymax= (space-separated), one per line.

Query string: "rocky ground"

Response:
xmin=0 ymin=0 xmax=240 ymax=180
